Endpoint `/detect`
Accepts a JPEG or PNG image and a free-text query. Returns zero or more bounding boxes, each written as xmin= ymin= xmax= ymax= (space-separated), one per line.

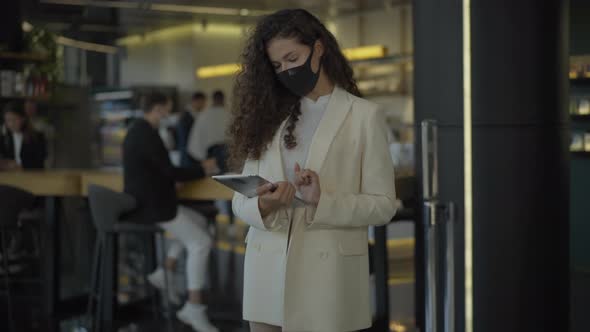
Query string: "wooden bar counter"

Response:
xmin=0 ymin=170 xmax=81 ymax=196
xmin=79 ymin=171 xmax=234 ymax=200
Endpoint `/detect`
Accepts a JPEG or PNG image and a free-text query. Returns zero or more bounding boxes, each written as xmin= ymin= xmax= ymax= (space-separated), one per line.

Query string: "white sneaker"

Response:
xmin=147 ymin=268 xmax=182 ymax=306
xmin=176 ymin=303 xmax=219 ymax=332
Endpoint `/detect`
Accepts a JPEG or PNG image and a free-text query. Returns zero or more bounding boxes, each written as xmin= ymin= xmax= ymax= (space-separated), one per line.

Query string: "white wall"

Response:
xmin=327 ymin=6 xmax=413 ymax=55
xmin=327 ymin=5 xmax=414 ymax=132
xmin=119 ymin=24 xmax=247 ymax=108
xmin=121 ymin=34 xmax=193 ymax=86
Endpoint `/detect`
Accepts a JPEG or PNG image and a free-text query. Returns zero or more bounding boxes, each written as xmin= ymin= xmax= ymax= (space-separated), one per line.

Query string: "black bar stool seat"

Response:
xmin=86 ymin=184 xmax=172 ymax=332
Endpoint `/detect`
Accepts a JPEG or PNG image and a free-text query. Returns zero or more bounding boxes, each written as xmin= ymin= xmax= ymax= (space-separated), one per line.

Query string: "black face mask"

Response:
xmin=277 ymin=45 xmax=321 ymax=97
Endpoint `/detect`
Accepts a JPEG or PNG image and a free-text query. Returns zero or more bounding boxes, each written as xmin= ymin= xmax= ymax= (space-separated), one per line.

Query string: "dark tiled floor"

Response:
xmin=120 ymin=320 xmax=247 ymax=332
xmin=61 ymin=315 xmax=247 ymax=332
xmin=53 ymin=269 xmax=590 ymax=332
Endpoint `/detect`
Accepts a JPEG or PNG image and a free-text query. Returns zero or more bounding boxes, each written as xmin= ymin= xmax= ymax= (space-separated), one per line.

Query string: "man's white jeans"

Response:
xmin=159 ymin=205 xmax=212 ymax=291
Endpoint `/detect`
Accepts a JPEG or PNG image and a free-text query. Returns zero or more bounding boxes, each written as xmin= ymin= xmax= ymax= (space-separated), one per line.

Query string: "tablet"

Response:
xmin=212 ymin=174 xmax=306 ymax=206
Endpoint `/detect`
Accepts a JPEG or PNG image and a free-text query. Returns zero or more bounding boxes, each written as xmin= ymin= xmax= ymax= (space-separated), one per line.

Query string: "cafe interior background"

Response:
xmin=1 ymin=0 xmax=590 ymax=331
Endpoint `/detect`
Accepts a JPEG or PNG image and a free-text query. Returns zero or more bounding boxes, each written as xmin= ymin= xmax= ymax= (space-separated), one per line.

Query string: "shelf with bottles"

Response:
xmin=0 ymin=69 xmax=52 ymax=100
xmin=569 ymin=94 xmax=590 ymax=119
xmin=92 ymin=86 xmax=178 ymax=167
xmin=0 ymin=95 xmax=51 ymax=103
xmin=350 ymin=54 xmax=413 ymax=68
xmin=94 ymin=90 xmax=141 ymax=126
xmin=570 ymin=129 xmax=590 ymax=154
xmin=570 ymin=55 xmax=590 ymax=80
xmin=352 ymin=54 xmax=413 ymax=97
xmin=0 ymin=51 xmax=48 ymax=63
xmin=99 ymin=123 xmax=129 ymax=166
xmin=93 ymin=87 xmax=176 ymax=122
xmin=102 ymin=145 xmax=123 ymax=166
xmin=94 ymin=90 xmax=133 ymax=102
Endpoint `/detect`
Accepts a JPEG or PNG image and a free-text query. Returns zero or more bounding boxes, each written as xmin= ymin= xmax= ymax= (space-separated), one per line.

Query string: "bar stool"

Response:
xmin=0 ymin=185 xmax=37 ymax=332
xmin=86 ymin=185 xmax=172 ymax=332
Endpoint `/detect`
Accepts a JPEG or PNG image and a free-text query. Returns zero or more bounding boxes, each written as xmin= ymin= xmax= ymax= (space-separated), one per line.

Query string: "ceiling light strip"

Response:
xmin=150 ymin=4 xmax=240 ymax=16
xmin=56 ymin=36 xmax=118 ymax=54
xmin=41 ymin=0 xmax=138 ymax=9
xmin=41 ymin=0 xmax=269 ymax=16
xmin=196 ymin=64 xmax=242 ymax=79
xmin=342 ymin=45 xmax=387 ymax=61
xmin=195 ymin=45 xmax=390 ymax=78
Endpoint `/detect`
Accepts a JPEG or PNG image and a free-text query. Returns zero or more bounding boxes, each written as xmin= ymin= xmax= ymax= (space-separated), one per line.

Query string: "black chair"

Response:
xmin=0 ymin=185 xmax=38 ymax=332
xmin=86 ymin=185 xmax=172 ymax=332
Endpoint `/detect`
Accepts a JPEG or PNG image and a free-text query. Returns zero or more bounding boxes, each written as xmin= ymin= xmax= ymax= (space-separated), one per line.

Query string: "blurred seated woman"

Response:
xmin=0 ymin=103 xmax=47 ymax=170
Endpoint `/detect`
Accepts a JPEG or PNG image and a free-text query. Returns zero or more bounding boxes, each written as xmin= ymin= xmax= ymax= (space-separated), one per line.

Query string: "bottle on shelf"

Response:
xmin=579 ymin=99 xmax=590 ymax=115
xmin=26 ymin=74 xmax=35 ymax=97
xmin=14 ymin=72 xmax=24 ymax=96
xmin=570 ymin=98 xmax=579 ymax=115
xmin=584 ymin=133 xmax=590 ymax=152
xmin=571 ymin=132 xmax=584 ymax=152
xmin=0 ymin=70 xmax=15 ymax=97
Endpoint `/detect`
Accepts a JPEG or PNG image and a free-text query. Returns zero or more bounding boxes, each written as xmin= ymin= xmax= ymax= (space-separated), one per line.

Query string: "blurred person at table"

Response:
xmin=187 ymin=90 xmax=230 ymax=215
xmin=0 ymin=103 xmax=47 ymax=170
xmin=187 ymin=90 xmax=229 ymax=173
xmin=229 ymin=9 xmax=396 ymax=332
xmin=177 ymin=91 xmax=207 ymax=168
xmin=122 ymin=91 xmax=219 ymax=332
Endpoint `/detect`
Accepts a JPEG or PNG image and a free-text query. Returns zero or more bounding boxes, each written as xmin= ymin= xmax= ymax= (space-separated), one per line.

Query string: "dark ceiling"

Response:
xmin=21 ymin=0 xmax=409 ymax=43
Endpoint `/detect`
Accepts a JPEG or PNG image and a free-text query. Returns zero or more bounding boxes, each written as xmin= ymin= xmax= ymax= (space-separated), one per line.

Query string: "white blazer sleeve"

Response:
xmin=232 ymin=159 xmax=284 ymax=231
xmin=309 ymin=108 xmax=397 ymax=228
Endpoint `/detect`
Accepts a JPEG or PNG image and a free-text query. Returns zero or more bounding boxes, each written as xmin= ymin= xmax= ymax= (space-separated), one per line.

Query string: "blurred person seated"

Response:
xmin=0 ymin=103 xmax=47 ymax=170
xmin=122 ymin=92 xmax=219 ymax=332
xmin=0 ymin=103 xmax=47 ymax=265
xmin=177 ymin=91 xmax=207 ymax=168
xmin=187 ymin=90 xmax=229 ymax=173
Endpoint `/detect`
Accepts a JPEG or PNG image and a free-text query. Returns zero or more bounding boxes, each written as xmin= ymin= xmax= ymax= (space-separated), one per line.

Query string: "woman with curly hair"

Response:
xmin=229 ymin=8 xmax=397 ymax=332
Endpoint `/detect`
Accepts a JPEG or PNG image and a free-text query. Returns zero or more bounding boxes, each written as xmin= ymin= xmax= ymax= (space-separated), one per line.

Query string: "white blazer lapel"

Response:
xmin=263 ymin=118 xmax=289 ymax=182
xmin=304 ymin=86 xmax=353 ymax=172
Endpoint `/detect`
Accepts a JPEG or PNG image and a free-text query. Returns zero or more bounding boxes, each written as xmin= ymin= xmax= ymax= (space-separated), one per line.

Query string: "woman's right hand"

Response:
xmin=257 ymin=181 xmax=296 ymax=218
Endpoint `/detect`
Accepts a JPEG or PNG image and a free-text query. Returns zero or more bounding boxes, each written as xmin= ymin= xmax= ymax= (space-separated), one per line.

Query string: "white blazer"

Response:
xmin=233 ymin=86 xmax=397 ymax=332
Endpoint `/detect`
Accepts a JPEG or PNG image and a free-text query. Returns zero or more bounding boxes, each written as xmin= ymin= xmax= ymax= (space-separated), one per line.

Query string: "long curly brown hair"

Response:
xmin=228 ymin=8 xmax=360 ymax=170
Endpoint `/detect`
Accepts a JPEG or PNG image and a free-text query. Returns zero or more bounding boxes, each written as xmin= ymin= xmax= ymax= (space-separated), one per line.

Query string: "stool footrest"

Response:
xmin=105 ymin=224 xmax=164 ymax=233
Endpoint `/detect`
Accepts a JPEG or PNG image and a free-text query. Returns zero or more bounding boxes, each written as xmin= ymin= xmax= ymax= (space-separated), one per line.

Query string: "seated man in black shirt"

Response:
xmin=123 ymin=92 xmax=218 ymax=332
xmin=0 ymin=103 xmax=47 ymax=170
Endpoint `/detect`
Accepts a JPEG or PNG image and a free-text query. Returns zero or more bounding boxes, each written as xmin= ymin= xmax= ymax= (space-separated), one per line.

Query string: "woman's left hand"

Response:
xmin=294 ymin=162 xmax=321 ymax=206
